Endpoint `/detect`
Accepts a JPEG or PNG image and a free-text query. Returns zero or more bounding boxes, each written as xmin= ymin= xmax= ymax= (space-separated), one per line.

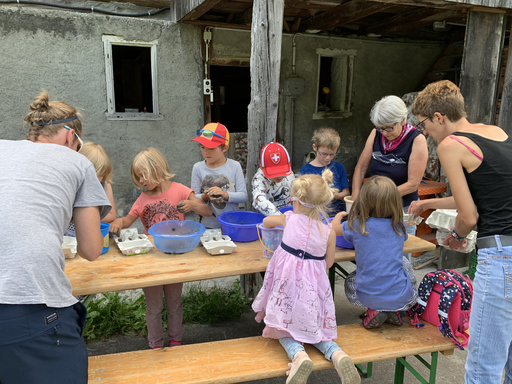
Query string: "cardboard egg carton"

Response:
xmin=436 ymin=228 xmax=477 ymax=253
xmin=425 ymin=209 xmax=458 ymax=230
xmin=62 ymin=236 xmax=77 ymax=259
xmin=200 ymin=229 xmax=237 ymax=255
xmin=113 ymin=228 xmax=153 ymax=256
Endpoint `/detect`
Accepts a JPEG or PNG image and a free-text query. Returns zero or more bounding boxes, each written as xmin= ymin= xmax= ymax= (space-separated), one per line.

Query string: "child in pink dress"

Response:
xmin=252 ymin=171 xmax=360 ymax=384
xmin=109 ymin=148 xmax=212 ymax=349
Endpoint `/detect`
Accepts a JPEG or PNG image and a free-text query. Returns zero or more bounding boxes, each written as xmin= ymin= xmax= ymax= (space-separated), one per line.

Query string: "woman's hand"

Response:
xmin=443 ymin=231 xmax=468 ymax=251
xmin=408 ymin=200 xmax=425 ymax=218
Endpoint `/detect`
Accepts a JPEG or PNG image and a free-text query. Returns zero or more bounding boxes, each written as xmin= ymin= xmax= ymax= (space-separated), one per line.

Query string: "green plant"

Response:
xmin=83 ymin=292 xmax=147 ymax=342
xmin=182 ymin=279 xmax=250 ymax=324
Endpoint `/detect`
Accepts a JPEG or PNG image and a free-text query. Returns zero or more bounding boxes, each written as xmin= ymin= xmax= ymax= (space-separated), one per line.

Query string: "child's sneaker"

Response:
xmin=168 ymin=340 xmax=182 ymax=347
xmin=286 ymin=351 xmax=314 ymax=384
xmin=384 ymin=311 xmax=403 ymax=326
xmin=332 ymin=350 xmax=361 ymax=384
xmin=362 ymin=309 xmax=388 ymax=329
xmin=151 ymin=346 xmax=163 ymax=349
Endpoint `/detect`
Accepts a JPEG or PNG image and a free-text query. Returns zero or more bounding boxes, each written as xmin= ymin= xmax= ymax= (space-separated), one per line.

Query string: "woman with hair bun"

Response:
xmin=0 ymin=91 xmax=111 ymax=383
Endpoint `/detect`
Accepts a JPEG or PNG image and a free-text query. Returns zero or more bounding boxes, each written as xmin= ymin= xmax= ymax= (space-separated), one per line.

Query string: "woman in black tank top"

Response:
xmin=410 ymin=80 xmax=512 ymax=384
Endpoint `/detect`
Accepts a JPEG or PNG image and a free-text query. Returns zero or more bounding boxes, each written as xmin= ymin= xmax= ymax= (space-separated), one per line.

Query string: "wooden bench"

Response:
xmin=88 ymin=320 xmax=456 ymax=383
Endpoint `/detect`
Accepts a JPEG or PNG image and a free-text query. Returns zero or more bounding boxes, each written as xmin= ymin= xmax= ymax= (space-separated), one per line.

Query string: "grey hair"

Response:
xmin=370 ymin=95 xmax=408 ymax=128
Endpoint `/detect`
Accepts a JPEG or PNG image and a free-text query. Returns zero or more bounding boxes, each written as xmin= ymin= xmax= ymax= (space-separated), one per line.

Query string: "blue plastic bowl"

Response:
xmin=217 ymin=211 xmax=265 ymax=242
xmin=100 ymin=222 xmax=110 ymax=255
xmin=148 ymin=220 xmax=205 ymax=254
xmin=278 ymin=206 xmax=293 ymax=214
xmin=324 ymin=217 xmax=354 ymax=249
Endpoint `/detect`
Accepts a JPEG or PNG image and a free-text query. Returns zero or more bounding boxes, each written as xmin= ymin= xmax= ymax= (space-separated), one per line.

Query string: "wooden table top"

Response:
xmin=65 ymin=235 xmax=435 ymax=296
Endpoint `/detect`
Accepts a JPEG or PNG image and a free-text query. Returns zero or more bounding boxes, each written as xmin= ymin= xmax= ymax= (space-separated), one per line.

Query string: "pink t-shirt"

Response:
xmin=129 ymin=182 xmax=193 ymax=234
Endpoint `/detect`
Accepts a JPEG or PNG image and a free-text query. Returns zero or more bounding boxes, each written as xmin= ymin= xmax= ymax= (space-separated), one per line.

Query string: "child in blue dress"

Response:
xmin=332 ymin=175 xmax=418 ymax=328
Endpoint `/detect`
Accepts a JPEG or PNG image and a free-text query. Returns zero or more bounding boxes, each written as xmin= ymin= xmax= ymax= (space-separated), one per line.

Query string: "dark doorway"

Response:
xmin=211 ymin=65 xmax=251 ymax=133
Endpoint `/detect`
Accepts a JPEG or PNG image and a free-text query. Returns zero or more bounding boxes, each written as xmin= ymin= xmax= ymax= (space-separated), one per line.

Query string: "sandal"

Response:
xmin=385 ymin=311 xmax=403 ymax=326
xmin=362 ymin=309 xmax=388 ymax=329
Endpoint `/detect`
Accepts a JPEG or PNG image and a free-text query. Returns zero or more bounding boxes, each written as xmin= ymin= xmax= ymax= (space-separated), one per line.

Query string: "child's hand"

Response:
xmin=109 ymin=218 xmax=124 ymax=236
xmin=332 ymin=211 xmax=348 ymax=225
xmin=177 ymin=200 xmax=192 ymax=213
xmin=206 ymin=187 xmax=228 ymax=201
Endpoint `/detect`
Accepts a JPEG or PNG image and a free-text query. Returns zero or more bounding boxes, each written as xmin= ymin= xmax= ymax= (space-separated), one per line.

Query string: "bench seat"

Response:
xmin=88 ymin=320 xmax=456 ymax=383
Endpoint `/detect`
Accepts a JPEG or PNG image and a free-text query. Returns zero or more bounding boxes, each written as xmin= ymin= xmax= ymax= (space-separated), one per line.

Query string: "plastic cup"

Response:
xmin=258 ymin=225 xmax=284 ymax=258
xmin=344 ymin=196 xmax=354 ymax=214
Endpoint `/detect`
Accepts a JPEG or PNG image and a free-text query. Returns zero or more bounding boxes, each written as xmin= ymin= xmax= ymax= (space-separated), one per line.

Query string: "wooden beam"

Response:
xmin=183 ymin=20 xmax=252 ymax=31
xmin=170 ymin=0 xmax=222 ymax=22
xmin=445 ymin=0 xmax=512 ymax=9
xmin=498 ymin=42 xmax=512 ymax=134
xmin=460 ymin=10 xmax=506 ymax=124
xmin=368 ymin=8 xmax=462 ymax=35
xmin=300 ymin=0 xmax=395 ymax=32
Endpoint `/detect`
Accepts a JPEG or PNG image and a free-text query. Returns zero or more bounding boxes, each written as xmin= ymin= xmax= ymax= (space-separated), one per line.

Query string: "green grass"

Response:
xmin=83 ymin=279 xmax=250 ymax=342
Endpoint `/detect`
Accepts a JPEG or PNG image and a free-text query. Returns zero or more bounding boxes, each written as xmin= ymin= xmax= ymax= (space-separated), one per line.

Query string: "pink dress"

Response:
xmin=252 ymin=211 xmax=337 ymax=344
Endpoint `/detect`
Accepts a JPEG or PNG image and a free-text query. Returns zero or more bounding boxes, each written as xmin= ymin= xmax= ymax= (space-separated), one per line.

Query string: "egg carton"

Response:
xmin=425 ymin=209 xmax=458 ymax=230
xmin=200 ymin=229 xmax=237 ymax=255
xmin=113 ymin=228 xmax=153 ymax=256
xmin=436 ymin=228 xmax=477 ymax=253
xmin=403 ymin=212 xmax=424 ymax=225
xmin=62 ymin=236 xmax=77 ymax=259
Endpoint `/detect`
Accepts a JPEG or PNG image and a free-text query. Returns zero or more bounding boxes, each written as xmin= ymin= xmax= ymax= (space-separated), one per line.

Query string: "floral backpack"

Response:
xmin=410 ymin=269 xmax=473 ymax=350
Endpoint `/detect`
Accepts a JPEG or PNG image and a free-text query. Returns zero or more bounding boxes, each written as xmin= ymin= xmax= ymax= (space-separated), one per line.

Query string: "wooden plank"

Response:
xmin=170 ymin=0 xmax=223 ymax=22
xmin=498 ymin=41 xmax=512 ymax=134
xmin=183 ymin=19 xmax=252 ymax=30
xmin=368 ymin=8 xmax=462 ymax=35
xmin=88 ymin=321 xmax=455 ymax=383
xmin=460 ymin=10 xmax=506 ymax=124
xmin=300 ymin=0 xmax=395 ymax=31
xmin=65 ymin=235 xmax=434 ymax=296
xmin=445 ymin=0 xmax=512 ymax=9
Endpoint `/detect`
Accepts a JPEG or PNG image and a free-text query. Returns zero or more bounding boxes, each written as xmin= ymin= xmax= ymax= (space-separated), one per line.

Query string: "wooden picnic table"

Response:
xmin=65 ymin=235 xmax=435 ymax=296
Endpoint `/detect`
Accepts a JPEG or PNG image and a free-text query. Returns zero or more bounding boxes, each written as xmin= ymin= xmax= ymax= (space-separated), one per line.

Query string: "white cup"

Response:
xmin=344 ymin=196 xmax=354 ymax=214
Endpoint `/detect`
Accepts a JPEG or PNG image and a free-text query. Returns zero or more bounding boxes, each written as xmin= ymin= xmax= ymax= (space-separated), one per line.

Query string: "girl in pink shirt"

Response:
xmin=110 ymin=147 xmax=212 ymax=349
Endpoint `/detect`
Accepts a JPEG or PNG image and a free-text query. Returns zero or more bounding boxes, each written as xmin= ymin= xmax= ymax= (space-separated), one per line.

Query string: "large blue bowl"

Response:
xmin=278 ymin=206 xmax=293 ymax=214
xmin=324 ymin=217 xmax=354 ymax=249
xmin=217 ymin=211 xmax=265 ymax=242
xmin=148 ymin=220 xmax=205 ymax=254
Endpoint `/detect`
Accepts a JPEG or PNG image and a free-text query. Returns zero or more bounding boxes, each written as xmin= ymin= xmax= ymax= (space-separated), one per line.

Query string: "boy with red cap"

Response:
xmin=191 ymin=123 xmax=247 ymax=228
xmin=252 ymin=142 xmax=295 ymax=216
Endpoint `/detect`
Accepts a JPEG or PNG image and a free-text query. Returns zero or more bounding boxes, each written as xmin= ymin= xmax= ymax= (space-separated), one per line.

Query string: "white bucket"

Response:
xmin=344 ymin=196 xmax=354 ymax=213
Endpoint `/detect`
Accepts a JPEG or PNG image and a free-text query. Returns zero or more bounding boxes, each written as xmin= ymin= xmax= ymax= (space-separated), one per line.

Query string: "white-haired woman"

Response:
xmin=352 ymin=96 xmax=428 ymax=257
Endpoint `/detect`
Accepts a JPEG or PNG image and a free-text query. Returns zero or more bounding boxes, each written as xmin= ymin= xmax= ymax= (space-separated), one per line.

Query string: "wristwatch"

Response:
xmin=451 ymin=228 xmax=466 ymax=242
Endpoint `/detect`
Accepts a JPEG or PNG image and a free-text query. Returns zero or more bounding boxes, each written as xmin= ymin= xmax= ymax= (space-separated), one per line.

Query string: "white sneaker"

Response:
xmin=286 ymin=351 xmax=314 ymax=384
xmin=332 ymin=350 xmax=361 ymax=384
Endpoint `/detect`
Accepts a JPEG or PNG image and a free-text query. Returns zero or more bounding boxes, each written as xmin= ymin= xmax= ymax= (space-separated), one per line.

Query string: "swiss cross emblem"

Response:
xmin=270 ymin=152 xmax=281 ymax=164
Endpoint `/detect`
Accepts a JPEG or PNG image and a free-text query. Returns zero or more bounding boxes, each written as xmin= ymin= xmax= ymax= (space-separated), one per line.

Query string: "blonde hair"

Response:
xmin=312 ymin=127 xmax=340 ymax=150
xmin=291 ymin=169 xmax=335 ymax=221
xmin=24 ymin=90 xmax=82 ymax=143
xmin=80 ymin=142 xmax=113 ymax=184
xmin=412 ymin=80 xmax=466 ymax=122
xmin=131 ymin=147 xmax=175 ymax=189
xmin=348 ymin=175 xmax=405 ymax=236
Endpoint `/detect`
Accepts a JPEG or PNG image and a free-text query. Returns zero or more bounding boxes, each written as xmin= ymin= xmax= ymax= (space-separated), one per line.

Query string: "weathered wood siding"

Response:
xmin=444 ymin=0 xmax=512 ymax=8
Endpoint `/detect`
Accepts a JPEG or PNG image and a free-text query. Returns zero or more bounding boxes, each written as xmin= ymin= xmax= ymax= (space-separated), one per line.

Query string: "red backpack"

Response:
xmin=410 ymin=269 xmax=473 ymax=350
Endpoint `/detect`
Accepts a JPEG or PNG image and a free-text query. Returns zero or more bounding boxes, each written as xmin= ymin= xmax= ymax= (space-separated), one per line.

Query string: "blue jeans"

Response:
xmin=464 ymin=236 xmax=512 ymax=384
xmin=279 ymin=337 xmax=341 ymax=361
xmin=403 ymin=203 xmax=417 ymax=262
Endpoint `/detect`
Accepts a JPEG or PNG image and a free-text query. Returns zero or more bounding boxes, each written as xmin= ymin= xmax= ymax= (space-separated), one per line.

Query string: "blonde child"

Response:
xmin=252 ymin=171 xmax=360 ymax=384
xmin=109 ymin=147 xmax=212 ymax=349
xmin=299 ymin=128 xmax=350 ymax=216
xmin=252 ymin=142 xmax=295 ymax=216
xmin=65 ymin=142 xmax=116 ymax=236
xmin=190 ymin=122 xmax=247 ymax=228
xmin=332 ymin=175 xmax=417 ymax=329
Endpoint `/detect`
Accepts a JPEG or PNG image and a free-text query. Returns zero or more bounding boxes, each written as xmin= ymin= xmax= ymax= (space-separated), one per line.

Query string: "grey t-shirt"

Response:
xmin=191 ymin=159 xmax=247 ymax=229
xmin=0 ymin=140 xmax=111 ymax=308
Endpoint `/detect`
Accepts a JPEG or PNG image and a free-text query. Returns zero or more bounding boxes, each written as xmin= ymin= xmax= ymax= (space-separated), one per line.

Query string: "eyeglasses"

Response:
xmin=64 ymin=125 xmax=83 ymax=152
xmin=415 ymin=117 xmax=429 ymax=133
xmin=317 ymin=151 xmax=338 ymax=158
xmin=375 ymin=123 xmax=397 ymax=133
xmin=196 ymin=129 xmax=227 ymax=142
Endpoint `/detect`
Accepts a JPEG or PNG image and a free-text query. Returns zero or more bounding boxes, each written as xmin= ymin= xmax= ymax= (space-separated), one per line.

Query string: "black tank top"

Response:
xmin=452 ymin=131 xmax=512 ymax=238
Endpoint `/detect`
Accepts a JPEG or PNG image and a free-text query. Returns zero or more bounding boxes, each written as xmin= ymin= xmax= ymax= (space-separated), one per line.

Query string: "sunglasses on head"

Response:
xmin=64 ymin=125 xmax=83 ymax=152
xmin=195 ymin=129 xmax=227 ymax=142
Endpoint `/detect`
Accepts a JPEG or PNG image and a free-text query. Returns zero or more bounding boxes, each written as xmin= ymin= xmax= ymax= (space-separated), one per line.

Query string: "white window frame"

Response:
xmin=102 ymin=35 xmax=163 ymax=120
xmin=314 ymin=48 xmax=357 ymax=120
